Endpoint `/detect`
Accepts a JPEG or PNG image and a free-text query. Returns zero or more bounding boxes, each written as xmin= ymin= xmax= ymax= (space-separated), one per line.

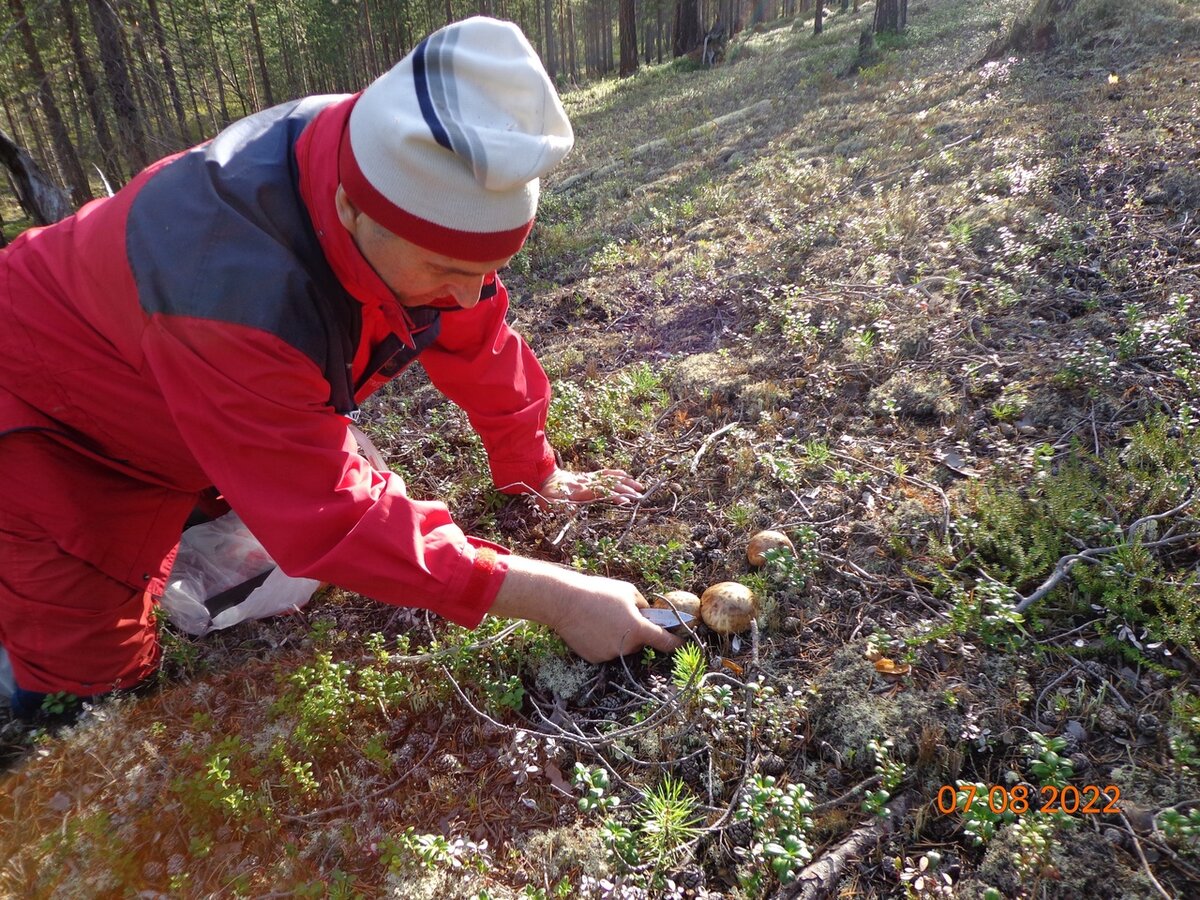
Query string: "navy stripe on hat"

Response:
xmin=412 ymin=39 xmax=452 ymax=150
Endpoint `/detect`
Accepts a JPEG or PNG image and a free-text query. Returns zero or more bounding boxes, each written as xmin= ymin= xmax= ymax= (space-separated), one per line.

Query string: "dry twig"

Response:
xmin=780 ymin=793 xmax=913 ymax=900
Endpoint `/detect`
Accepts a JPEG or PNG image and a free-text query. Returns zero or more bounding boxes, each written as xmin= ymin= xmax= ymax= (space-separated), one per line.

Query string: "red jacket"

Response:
xmin=0 ymin=94 xmax=556 ymax=628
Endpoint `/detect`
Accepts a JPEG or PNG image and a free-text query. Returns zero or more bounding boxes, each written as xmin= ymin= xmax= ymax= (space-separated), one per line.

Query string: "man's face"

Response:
xmin=335 ymin=186 xmax=513 ymax=309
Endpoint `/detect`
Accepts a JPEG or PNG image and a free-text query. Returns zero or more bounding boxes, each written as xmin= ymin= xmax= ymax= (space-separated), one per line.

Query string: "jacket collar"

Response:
xmin=295 ymin=94 xmax=419 ymax=347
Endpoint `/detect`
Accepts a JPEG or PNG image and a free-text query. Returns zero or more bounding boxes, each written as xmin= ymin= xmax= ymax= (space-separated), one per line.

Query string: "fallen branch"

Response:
xmin=1011 ymin=532 xmax=1200 ymax=613
xmin=555 ymin=100 xmax=773 ymax=191
xmin=1119 ymin=811 xmax=1174 ymax=900
xmin=0 ymin=127 xmax=72 ymax=225
xmin=779 ymin=793 xmax=913 ymax=900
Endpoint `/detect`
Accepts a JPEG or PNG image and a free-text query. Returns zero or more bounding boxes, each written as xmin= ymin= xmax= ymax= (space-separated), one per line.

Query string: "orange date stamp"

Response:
xmin=935 ymin=783 xmax=1122 ymax=816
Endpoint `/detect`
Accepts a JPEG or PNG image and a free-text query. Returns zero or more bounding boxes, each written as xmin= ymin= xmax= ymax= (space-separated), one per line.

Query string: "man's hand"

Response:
xmin=539 ymin=467 xmax=644 ymax=505
xmin=488 ymin=555 xmax=684 ymax=663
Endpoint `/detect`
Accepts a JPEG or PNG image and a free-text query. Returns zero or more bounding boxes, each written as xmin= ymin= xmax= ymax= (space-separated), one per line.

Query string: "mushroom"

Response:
xmin=654 ymin=590 xmax=701 ymax=617
xmin=746 ymin=529 xmax=795 ymax=567
xmin=699 ymin=582 xmax=756 ymax=634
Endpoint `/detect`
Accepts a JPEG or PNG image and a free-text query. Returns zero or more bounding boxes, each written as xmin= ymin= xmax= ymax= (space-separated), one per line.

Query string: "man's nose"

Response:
xmin=450 ymin=278 xmax=483 ymax=309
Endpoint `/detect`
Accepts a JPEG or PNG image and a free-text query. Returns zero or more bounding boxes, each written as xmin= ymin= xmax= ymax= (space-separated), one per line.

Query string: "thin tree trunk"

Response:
xmin=86 ymin=0 xmax=151 ymax=169
xmin=10 ymin=0 xmax=93 ymax=204
xmin=557 ymin=0 xmax=566 ymax=79
xmin=567 ymin=0 xmax=578 ymax=79
xmin=121 ymin=0 xmax=168 ymax=144
xmin=242 ymin=39 xmax=261 ymax=108
xmin=59 ymin=0 xmax=123 ymax=182
xmin=216 ymin=10 xmax=249 ymax=115
xmin=248 ymin=2 xmax=275 ymax=107
xmin=602 ymin=0 xmax=612 ymax=71
xmin=19 ymin=93 xmax=51 ymax=172
xmin=289 ymin=0 xmax=312 ymax=94
xmin=1 ymin=95 xmax=23 ymax=147
xmin=268 ymin=0 xmax=297 ymax=96
xmin=145 ymin=0 xmax=190 ymax=144
xmin=814 ymin=0 xmax=823 ymax=34
xmin=542 ymin=0 xmax=558 ymax=79
xmin=361 ymin=0 xmax=380 ymax=75
xmin=199 ymin=0 xmax=231 ymax=125
xmin=656 ymin=0 xmax=663 ymax=61
xmin=166 ymin=0 xmax=205 ymax=137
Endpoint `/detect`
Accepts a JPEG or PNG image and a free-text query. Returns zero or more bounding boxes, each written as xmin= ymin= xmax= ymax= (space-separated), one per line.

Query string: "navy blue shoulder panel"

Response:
xmin=126 ymin=97 xmax=361 ymax=413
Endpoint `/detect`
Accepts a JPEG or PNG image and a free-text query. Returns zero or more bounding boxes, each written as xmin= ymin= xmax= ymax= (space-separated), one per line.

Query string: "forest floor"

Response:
xmin=3 ymin=0 xmax=1200 ymax=897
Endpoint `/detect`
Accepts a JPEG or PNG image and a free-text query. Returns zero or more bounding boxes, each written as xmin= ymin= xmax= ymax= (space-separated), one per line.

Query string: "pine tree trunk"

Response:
xmin=242 ymin=39 xmax=261 ymax=108
xmin=86 ymin=0 xmax=150 ymax=169
xmin=814 ymin=0 xmax=823 ymax=34
xmin=216 ymin=12 xmax=248 ymax=115
xmin=543 ymin=0 xmax=558 ymax=79
xmin=145 ymin=0 xmax=190 ymax=144
xmin=199 ymin=0 xmax=231 ymax=126
xmin=618 ymin=0 xmax=637 ymax=76
xmin=603 ymin=0 xmax=613 ymax=71
xmin=361 ymin=0 xmax=380 ymax=76
xmin=656 ymin=0 xmax=663 ymax=62
xmin=289 ymin=0 xmax=313 ymax=94
xmin=59 ymin=0 xmax=123 ymax=183
xmin=165 ymin=0 xmax=204 ymax=135
xmin=557 ymin=0 xmax=567 ymax=80
xmin=874 ymin=0 xmax=900 ymax=33
xmin=268 ymin=0 xmax=297 ymax=96
xmin=18 ymin=93 xmax=51 ymax=170
xmin=247 ymin=2 xmax=275 ymax=107
xmin=673 ymin=0 xmax=703 ymax=55
xmin=120 ymin=0 xmax=169 ymax=145
xmin=567 ymin=0 xmax=578 ymax=79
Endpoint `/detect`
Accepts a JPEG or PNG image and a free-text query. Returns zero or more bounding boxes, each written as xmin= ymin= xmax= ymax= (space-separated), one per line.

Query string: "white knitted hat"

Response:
xmin=339 ymin=17 xmax=574 ymax=262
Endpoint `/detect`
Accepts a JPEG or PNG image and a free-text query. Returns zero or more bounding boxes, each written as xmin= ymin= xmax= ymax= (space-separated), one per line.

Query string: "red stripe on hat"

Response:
xmin=338 ymin=123 xmax=534 ymax=263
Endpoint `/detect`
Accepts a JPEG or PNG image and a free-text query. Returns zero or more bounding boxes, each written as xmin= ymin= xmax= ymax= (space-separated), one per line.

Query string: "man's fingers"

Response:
xmin=644 ymin=624 xmax=685 ymax=653
xmin=602 ymin=469 xmax=645 ymax=493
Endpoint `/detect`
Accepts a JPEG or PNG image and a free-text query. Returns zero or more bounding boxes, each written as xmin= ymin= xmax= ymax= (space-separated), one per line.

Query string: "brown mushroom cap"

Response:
xmin=653 ymin=590 xmax=701 ymax=617
xmin=699 ymin=582 xmax=756 ymax=634
xmin=746 ymin=530 xmax=795 ymax=567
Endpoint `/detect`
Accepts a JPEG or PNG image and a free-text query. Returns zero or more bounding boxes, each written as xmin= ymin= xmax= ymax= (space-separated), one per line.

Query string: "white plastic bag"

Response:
xmin=159 ymin=511 xmax=320 ymax=636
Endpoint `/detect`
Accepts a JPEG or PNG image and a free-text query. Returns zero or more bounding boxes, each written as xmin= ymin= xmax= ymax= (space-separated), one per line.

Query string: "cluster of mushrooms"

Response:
xmin=650 ymin=529 xmax=794 ymax=634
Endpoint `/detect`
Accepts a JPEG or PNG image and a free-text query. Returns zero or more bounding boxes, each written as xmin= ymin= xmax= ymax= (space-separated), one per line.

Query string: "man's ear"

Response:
xmin=334 ymin=184 xmax=359 ymax=233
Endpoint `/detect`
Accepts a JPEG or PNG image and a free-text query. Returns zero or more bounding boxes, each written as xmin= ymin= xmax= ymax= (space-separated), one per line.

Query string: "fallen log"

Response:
xmin=777 ymin=793 xmax=913 ymax=900
xmin=0 ymin=128 xmax=73 ymax=226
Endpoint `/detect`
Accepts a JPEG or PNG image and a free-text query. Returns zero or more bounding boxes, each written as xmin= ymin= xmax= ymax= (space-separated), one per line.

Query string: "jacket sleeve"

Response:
xmin=419 ymin=275 xmax=557 ymax=494
xmin=140 ymin=315 xmax=507 ymax=628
